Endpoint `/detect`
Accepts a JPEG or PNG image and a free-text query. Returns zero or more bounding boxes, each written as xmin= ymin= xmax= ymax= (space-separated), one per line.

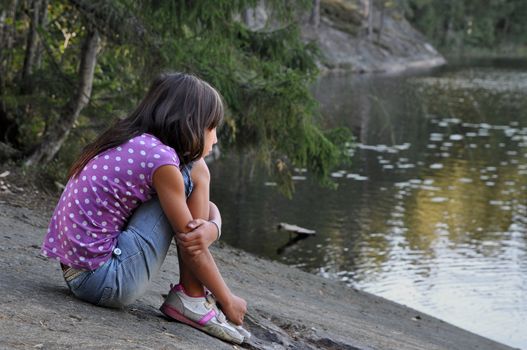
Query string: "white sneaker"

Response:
xmin=160 ymin=284 xmax=244 ymax=344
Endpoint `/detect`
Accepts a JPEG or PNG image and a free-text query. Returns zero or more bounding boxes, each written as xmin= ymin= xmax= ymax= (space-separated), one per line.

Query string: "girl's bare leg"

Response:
xmin=178 ymin=159 xmax=211 ymax=296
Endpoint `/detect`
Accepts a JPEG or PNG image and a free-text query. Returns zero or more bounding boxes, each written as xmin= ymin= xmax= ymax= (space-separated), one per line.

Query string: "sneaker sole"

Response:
xmin=160 ymin=303 xmax=244 ymax=344
xmin=160 ymin=303 xmax=205 ymax=329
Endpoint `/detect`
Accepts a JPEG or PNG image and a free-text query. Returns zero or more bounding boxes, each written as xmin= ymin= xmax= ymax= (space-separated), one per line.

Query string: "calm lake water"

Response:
xmin=209 ymin=59 xmax=527 ymax=349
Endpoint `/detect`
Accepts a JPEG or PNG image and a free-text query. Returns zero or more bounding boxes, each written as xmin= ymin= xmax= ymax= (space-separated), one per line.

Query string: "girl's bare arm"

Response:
xmin=152 ymin=164 xmax=233 ymax=307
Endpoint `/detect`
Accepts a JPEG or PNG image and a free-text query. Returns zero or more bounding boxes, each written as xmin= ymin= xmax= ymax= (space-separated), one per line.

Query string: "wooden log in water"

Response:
xmin=277 ymin=222 xmax=316 ymax=235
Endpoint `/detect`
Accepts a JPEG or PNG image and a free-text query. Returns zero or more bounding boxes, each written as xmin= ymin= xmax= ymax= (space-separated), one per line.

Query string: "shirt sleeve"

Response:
xmin=145 ymin=144 xmax=181 ymax=184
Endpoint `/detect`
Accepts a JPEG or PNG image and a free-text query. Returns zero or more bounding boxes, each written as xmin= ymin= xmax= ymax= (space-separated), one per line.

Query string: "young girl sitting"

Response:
xmin=41 ymin=72 xmax=249 ymax=344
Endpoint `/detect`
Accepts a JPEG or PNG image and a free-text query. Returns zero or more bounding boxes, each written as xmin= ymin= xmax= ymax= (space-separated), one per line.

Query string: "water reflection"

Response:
xmin=209 ymin=61 xmax=527 ymax=348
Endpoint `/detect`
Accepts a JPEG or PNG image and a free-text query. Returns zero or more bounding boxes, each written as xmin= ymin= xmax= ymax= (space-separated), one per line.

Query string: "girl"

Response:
xmin=41 ymin=72 xmax=249 ymax=344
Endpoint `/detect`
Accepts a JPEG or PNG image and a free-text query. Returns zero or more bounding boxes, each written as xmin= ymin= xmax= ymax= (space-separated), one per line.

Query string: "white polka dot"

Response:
xmin=48 ymin=237 xmax=54 ymax=243
xmin=92 ymin=164 xmax=97 ymax=169
xmin=128 ymin=158 xmax=134 ymax=164
xmin=161 ymin=149 xmax=166 ymax=153
xmin=128 ymin=148 xmax=134 ymax=153
xmin=103 ymin=165 xmax=108 ymax=170
xmin=92 ymin=187 xmax=97 ymax=192
xmin=117 ymin=147 xmax=122 ymax=151
xmin=98 ymin=246 xmax=104 ymax=251
xmin=153 ymin=154 xmax=160 ymax=159
xmin=82 ymin=221 xmax=88 ymax=226
xmin=52 ymin=248 xmax=57 ymax=253
xmin=83 ymin=187 xmax=88 ymax=193
xmin=84 ymin=199 xmax=90 ymax=204
xmin=114 ymin=202 xmax=120 ymax=207
xmin=139 ymin=174 xmax=145 ymax=180
xmin=116 ymin=156 xmax=121 ymax=161
xmin=147 ymin=163 xmax=154 ymax=168
xmin=102 ymin=175 xmax=108 ymax=180
xmin=68 ymin=250 xmax=73 ymax=255
xmin=102 ymin=228 xmax=107 ymax=233
xmin=75 ymin=199 xmax=79 ymax=204
xmin=74 ymin=189 xmax=78 ymax=194
xmin=140 ymin=140 xmax=145 ymax=145
xmin=140 ymin=150 xmax=146 ymax=156
xmin=72 ymin=223 xmax=77 ymax=228
xmin=139 ymin=189 xmax=144 ymax=193
xmin=82 ymin=176 xmax=87 ymax=181
xmin=126 ymin=181 xmax=132 ymax=186
xmin=104 ymin=155 xmax=109 ymax=160
xmin=92 ymin=175 xmax=97 ymax=181
xmin=92 ymin=233 xmax=97 ymax=238
xmin=79 ymin=256 xmax=85 ymax=261
xmin=115 ymin=166 xmax=120 ymax=171
xmin=68 ymin=202 xmax=71 ymax=207
xmin=140 ymin=162 xmax=146 ymax=168
xmin=126 ymin=191 xmax=132 ymax=196
xmin=103 ymin=201 xmax=108 ymax=206
xmin=127 ymin=170 xmax=133 ymax=175
xmin=102 ymin=221 xmax=107 ymax=226
xmin=87 ymin=211 xmax=93 ymax=216
xmin=69 ymin=213 xmax=74 ymax=218
xmin=64 ymin=227 xmax=68 ymax=232
xmin=76 ymin=234 xmax=81 ymax=239
xmin=103 ymin=187 xmax=109 ymax=192
xmin=97 ymin=211 xmax=102 ymax=216
xmin=114 ymin=178 xmax=120 ymax=183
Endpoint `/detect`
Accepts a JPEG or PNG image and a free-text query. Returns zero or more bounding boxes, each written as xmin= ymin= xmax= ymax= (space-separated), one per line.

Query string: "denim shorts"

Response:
xmin=64 ymin=164 xmax=193 ymax=308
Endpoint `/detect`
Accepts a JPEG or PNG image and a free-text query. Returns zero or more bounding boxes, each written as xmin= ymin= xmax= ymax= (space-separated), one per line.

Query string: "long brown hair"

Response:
xmin=68 ymin=72 xmax=224 ymax=178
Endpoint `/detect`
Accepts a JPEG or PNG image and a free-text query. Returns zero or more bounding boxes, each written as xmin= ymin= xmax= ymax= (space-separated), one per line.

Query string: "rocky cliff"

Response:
xmin=243 ymin=0 xmax=446 ymax=74
xmin=310 ymin=0 xmax=446 ymax=73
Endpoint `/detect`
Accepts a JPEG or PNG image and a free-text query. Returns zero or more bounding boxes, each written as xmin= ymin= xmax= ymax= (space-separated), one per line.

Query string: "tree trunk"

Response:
xmin=367 ymin=0 xmax=373 ymax=40
xmin=309 ymin=0 xmax=320 ymax=29
xmin=377 ymin=0 xmax=385 ymax=42
xmin=35 ymin=0 xmax=48 ymax=69
xmin=21 ymin=0 xmax=42 ymax=93
xmin=24 ymin=28 xmax=100 ymax=166
xmin=0 ymin=0 xmax=19 ymax=96
xmin=0 ymin=0 xmax=19 ymax=138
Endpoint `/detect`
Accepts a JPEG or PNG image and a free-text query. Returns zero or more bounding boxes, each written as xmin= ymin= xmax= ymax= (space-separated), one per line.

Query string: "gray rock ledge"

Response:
xmin=0 ymin=200 xmax=515 ymax=350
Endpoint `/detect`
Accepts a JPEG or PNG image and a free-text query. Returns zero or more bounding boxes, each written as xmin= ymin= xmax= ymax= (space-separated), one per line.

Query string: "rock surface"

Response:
xmin=0 ymin=190 xmax=516 ymax=350
xmin=304 ymin=0 xmax=446 ymax=74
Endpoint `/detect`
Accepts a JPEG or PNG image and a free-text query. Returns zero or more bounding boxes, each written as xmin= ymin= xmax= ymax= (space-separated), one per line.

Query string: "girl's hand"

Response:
xmin=220 ymin=294 xmax=247 ymax=325
xmin=175 ymin=219 xmax=218 ymax=256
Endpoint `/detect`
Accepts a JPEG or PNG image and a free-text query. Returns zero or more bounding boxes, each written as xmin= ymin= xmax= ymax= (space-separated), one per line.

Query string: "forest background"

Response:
xmin=1 ymin=0 xmax=526 ymax=194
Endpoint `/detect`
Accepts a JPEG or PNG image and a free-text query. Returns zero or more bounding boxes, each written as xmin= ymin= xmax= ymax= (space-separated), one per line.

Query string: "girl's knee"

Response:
xmin=191 ymin=159 xmax=210 ymax=187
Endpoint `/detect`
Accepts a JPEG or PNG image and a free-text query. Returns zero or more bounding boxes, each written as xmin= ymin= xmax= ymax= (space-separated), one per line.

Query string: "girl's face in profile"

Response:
xmin=203 ymin=128 xmax=218 ymax=157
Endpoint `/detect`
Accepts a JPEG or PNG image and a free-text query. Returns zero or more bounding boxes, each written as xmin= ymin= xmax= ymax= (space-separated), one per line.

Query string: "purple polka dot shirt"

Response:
xmin=41 ymin=133 xmax=180 ymax=270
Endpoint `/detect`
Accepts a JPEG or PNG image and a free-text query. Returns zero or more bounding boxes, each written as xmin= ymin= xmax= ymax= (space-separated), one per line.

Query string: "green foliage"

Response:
xmin=399 ymin=0 xmax=527 ymax=52
xmin=1 ymin=0 xmax=351 ymax=193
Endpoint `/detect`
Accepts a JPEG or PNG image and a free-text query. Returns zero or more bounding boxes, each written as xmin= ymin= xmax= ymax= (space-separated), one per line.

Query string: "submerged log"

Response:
xmin=277 ymin=222 xmax=316 ymax=235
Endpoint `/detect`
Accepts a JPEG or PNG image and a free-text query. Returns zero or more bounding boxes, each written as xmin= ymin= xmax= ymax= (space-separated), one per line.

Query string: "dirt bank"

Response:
xmin=0 ymin=187 xmax=515 ymax=349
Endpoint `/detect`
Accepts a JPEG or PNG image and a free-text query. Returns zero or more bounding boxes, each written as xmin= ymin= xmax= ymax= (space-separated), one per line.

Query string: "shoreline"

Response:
xmin=0 ymin=190 xmax=517 ymax=349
